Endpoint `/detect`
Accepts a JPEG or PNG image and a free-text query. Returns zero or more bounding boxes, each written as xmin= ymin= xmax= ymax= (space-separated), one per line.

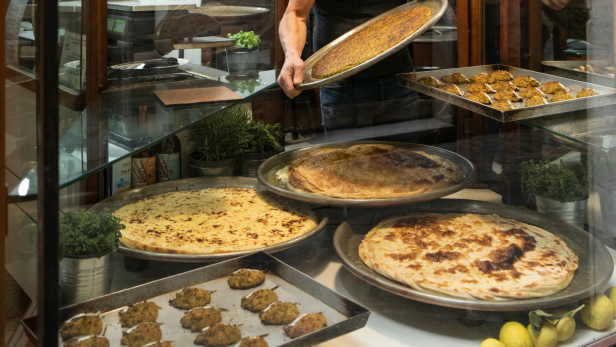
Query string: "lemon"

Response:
xmin=480 ymin=338 xmax=506 ymax=347
xmin=553 ymin=316 xmax=576 ymax=341
xmin=527 ymin=322 xmax=558 ymax=347
xmin=606 ymin=287 xmax=616 ymax=318
xmin=580 ymin=294 xmax=615 ymax=330
xmin=500 ymin=321 xmax=534 ymax=347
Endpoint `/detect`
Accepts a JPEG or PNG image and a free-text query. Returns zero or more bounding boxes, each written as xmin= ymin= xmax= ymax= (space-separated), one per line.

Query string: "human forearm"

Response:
xmin=279 ymin=9 xmax=308 ymax=59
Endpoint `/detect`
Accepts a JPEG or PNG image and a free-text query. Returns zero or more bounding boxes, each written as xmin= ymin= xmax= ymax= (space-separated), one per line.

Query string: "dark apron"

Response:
xmin=313 ymin=0 xmax=414 ymax=81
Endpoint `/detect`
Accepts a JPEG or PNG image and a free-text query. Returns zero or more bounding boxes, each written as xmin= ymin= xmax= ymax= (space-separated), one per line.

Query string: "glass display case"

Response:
xmin=4 ymin=0 xmax=616 ymax=345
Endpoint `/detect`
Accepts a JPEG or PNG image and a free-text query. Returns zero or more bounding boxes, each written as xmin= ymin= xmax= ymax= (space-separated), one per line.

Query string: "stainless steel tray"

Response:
xmin=296 ymin=0 xmax=448 ymax=90
xmin=333 ymin=199 xmax=614 ymax=311
xmin=90 ymin=177 xmax=328 ymax=263
xmin=397 ymin=64 xmax=616 ymax=122
xmin=256 ymin=141 xmax=476 ymax=208
xmin=542 ymin=60 xmax=614 ymax=88
xmin=27 ymin=252 xmax=370 ymax=346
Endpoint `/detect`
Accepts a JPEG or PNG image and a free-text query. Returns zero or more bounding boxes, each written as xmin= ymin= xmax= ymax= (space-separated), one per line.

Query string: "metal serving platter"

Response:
xmin=89 ymin=177 xmax=328 ymax=263
xmin=256 ymin=141 xmax=476 ymax=208
xmin=296 ymin=0 xmax=448 ymax=90
xmin=542 ymin=60 xmax=615 ymax=88
xmin=333 ymin=199 xmax=614 ymax=311
xmin=397 ymin=64 xmax=616 ymax=122
xmin=23 ymin=252 xmax=370 ymax=346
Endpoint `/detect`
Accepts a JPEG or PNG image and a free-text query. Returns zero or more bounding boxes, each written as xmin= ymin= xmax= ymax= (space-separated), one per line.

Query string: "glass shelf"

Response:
xmin=9 ymin=69 xmax=279 ymax=198
xmin=519 ymin=105 xmax=616 ymax=153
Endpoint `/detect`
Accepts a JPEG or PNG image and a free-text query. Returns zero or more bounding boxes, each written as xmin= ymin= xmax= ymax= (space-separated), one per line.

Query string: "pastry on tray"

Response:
xmin=525 ymin=95 xmax=549 ymax=107
xmin=238 ymin=336 xmax=269 ymax=347
xmin=418 ymin=76 xmax=444 ymax=88
xmin=64 ymin=335 xmax=110 ymax=347
xmin=490 ymin=70 xmax=514 ymax=81
xmin=576 ymin=87 xmax=600 ymax=98
xmin=119 ymin=302 xmax=161 ymax=328
xmin=513 ymin=76 xmax=539 ymax=88
xmin=541 ymin=81 xmax=569 ymax=94
xmin=467 ymin=82 xmax=496 ymax=94
xmin=284 ymin=313 xmax=328 ymax=339
xmin=438 ymin=84 xmax=464 ymax=96
xmin=520 ymin=87 xmax=547 ymax=99
xmin=60 ymin=314 xmax=103 ymax=341
xmin=228 ymin=269 xmax=266 ymax=289
xmin=194 ymin=323 xmax=241 ymax=346
xmin=466 ymin=92 xmax=493 ymax=104
xmin=120 ymin=322 xmax=162 ymax=347
xmin=492 ymin=81 xmax=518 ymax=92
xmin=259 ymin=302 xmax=299 ymax=325
xmin=242 ymin=289 xmax=279 ymax=313
xmin=170 ymin=288 xmax=212 ymax=310
xmin=180 ymin=306 xmax=223 ymax=332
xmin=441 ymin=73 xmax=470 ymax=84
xmin=491 ymin=100 xmax=516 ymax=111
xmin=494 ymin=90 xmax=523 ymax=102
xmin=470 ymin=73 xmax=496 ymax=84
xmin=551 ymin=91 xmax=575 ymax=102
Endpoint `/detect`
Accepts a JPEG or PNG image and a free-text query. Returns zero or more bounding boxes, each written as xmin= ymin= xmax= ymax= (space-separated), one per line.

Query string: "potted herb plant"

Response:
xmin=187 ymin=104 xmax=251 ymax=177
xmin=226 ymin=30 xmax=262 ymax=74
xmin=59 ymin=208 xmax=125 ymax=304
xmin=520 ymin=159 xmax=589 ymax=228
xmin=241 ymin=120 xmax=283 ymax=177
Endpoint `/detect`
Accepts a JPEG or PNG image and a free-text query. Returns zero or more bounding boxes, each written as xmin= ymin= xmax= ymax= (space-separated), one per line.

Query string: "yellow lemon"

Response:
xmin=480 ymin=338 xmax=506 ymax=347
xmin=553 ymin=316 xmax=576 ymax=341
xmin=606 ymin=287 xmax=616 ymax=318
xmin=500 ymin=321 xmax=534 ymax=347
xmin=580 ymin=294 xmax=615 ymax=330
xmin=527 ymin=322 xmax=558 ymax=347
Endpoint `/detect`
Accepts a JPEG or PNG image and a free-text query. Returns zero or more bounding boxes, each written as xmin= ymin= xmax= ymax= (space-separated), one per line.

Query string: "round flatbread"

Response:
xmin=114 ymin=188 xmax=318 ymax=254
xmin=359 ymin=213 xmax=578 ymax=300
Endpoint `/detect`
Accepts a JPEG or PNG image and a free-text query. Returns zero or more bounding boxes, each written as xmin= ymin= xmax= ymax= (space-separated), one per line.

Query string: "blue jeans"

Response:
xmin=319 ymin=75 xmax=419 ymax=135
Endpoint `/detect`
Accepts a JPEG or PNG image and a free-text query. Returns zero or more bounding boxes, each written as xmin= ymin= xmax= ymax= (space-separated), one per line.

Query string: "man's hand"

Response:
xmin=542 ymin=0 xmax=571 ymax=10
xmin=277 ymin=55 xmax=304 ymax=99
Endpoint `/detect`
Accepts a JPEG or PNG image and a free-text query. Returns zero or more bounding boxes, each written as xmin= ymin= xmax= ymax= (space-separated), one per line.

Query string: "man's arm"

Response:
xmin=542 ymin=0 xmax=571 ymax=11
xmin=277 ymin=0 xmax=315 ymax=98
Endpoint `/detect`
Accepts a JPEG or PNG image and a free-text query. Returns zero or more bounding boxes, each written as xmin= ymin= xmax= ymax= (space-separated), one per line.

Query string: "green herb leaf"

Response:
xmin=59 ymin=208 xmax=125 ymax=259
xmin=520 ymin=160 xmax=588 ymax=202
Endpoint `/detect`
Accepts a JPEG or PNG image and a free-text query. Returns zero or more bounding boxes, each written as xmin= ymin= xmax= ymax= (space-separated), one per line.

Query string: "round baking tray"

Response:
xmin=297 ymin=0 xmax=448 ymax=90
xmin=89 ymin=177 xmax=328 ymax=263
xmin=333 ymin=199 xmax=614 ymax=311
xmin=256 ymin=141 xmax=476 ymax=208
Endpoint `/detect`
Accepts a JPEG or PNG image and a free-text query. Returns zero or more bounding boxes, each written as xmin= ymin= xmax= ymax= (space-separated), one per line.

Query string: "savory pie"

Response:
xmin=312 ymin=6 xmax=432 ymax=79
xmin=359 ymin=213 xmax=578 ymax=300
xmin=114 ymin=188 xmax=317 ymax=254
xmin=277 ymin=144 xmax=464 ymax=199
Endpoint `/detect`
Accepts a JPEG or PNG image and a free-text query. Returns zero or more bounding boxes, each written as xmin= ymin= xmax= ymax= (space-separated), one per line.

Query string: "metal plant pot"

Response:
xmin=241 ymin=151 xmax=278 ymax=177
xmin=595 ymin=177 xmax=616 ymax=238
xmin=225 ymin=47 xmax=260 ymax=74
xmin=535 ymin=195 xmax=588 ymax=229
xmin=190 ymin=154 xmax=235 ymax=177
xmin=59 ymin=252 xmax=115 ymax=305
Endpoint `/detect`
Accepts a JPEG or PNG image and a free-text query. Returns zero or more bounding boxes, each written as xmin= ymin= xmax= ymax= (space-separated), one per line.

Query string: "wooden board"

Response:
xmin=153 ymin=86 xmax=242 ymax=106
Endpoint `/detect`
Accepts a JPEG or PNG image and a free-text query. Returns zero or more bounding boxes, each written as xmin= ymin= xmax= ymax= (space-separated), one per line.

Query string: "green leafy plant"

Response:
xmin=59 ymin=208 xmax=124 ymax=259
xmin=245 ymin=120 xmax=283 ymax=154
xmin=188 ymin=104 xmax=252 ymax=162
xmin=520 ymin=160 xmax=588 ymax=202
xmin=227 ymin=30 xmax=261 ymax=49
xmin=230 ymin=78 xmax=262 ymax=94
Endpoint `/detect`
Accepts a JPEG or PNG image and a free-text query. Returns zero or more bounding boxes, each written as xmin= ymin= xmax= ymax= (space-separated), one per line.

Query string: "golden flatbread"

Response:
xmin=359 ymin=213 xmax=578 ymax=300
xmin=114 ymin=188 xmax=318 ymax=254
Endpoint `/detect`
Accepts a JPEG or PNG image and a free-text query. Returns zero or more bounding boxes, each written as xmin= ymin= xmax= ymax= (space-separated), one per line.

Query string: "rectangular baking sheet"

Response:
xmin=397 ymin=64 xmax=616 ymax=122
xmin=542 ymin=60 xmax=614 ymax=88
xmin=25 ymin=252 xmax=369 ymax=346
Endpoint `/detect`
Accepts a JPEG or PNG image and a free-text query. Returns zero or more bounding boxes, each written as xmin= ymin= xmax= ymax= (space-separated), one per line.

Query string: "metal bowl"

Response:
xmin=256 ymin=141 xmax=476 ymax=208
xmin=89 ymin=177 xmax=328 ymax=263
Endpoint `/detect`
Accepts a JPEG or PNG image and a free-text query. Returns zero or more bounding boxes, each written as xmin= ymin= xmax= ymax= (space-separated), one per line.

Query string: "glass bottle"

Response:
xmin=156 ymin=124 xmax=181 ymax=182
xmin=131 ymin=106 xmax=156 ymax=187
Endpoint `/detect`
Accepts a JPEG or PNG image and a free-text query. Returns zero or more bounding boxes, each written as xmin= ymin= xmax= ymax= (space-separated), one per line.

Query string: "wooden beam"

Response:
xmin=470 ymin=0 xmax=483 ymax=65
xmin=500 ymin=0 xmax=521 ymax=67
xmin=457 ymin=0 xmax=470 ymax=67
xmin=526 ymin=0 xmax=543 ymax=70
xmin=1 ymin=0 xmax=7 ymax=341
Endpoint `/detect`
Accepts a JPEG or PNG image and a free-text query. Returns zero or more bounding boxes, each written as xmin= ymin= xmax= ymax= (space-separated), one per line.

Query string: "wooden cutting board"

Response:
xmin=153 ymin=86 xmax=243 ymax=106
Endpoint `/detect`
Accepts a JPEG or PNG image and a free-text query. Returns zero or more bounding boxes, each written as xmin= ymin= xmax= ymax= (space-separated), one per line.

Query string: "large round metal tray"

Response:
xmin=333 ymin=199 xmax=614 ymax=311
xmin=256 ymin=141 xmax=476 ymax=207
xmin=297 ymin=0 xmax=448 ymax=90
xmin=90 ymin=177 xmax=328 ymax=263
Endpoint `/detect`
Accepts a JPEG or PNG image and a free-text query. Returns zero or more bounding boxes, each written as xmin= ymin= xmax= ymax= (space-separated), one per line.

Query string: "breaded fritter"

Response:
xmin=238 ymin=336 xmax=268 ymax=347
xmin=241 ymin=289 xmax=278 ymax=313
xmin=470 ymin=73 xmax=496 ymax=84
xmin=525 ymin=95 xmax=549 ymax=107
xmin=494 ymin=90 xmax=523 ymax=102
xmin=541 ymin=82 xmax=569 ymax=94
xmin=141 ymin=343 xmax=173 ymax=347
xmin=576 ymin=87 xmax=600 ymax=98
xmin=283 ymin=313 xmax=328 ymax=339
xmin=60 ymin=314 xmax=103 ymax=341
xmin=194 ymin=323 xmax=241 ymax=347
xmin=120 ymin=322 xmax=162 ymax=347
xmin=64 ymin=335 xmax=110 ymax=347
xmin=180 ymin=306 xmax=222 ymax=332
xmin=259 ymin=302 xmax=299 ymax=325
xmin=119 ymin=302 xmax=161 ymax=327
xmin=519 ymin=87 xmax=546 ymax=99
xmin=441 ymin=73 xmax=470 ymax=84
xmin=467 ymin=82 xmax=496 ymax=94
xmin=438 ymin=84 xmax=464 ymax=96
xmin=491 ymin=100 xmax=516 ymax=111
xmin=574 ymin=65 xmax=595 ymax=73
xmin=513 ymin=76 xmax=539 ymax=88
xmin=170 ymin=288 xmax=211 ymax=309
xmin=418 ymin=76 xmax=443 ymax=88
xmin=466 ymin=92 xmax=492 ymax=105
xmin=228 ymin=269 xmax=265 ymax=290
xmin=550 ymin=91 xmax=575 ymax=102
xmin=492 ymin=81 xmax=518 ymax=92
xmin=490 ymin=70 xmax=514 ymax=81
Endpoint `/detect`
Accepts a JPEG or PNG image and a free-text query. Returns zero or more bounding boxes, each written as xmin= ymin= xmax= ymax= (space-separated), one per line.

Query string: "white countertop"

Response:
xmin=107 ymin=189 xmax=616 ymax=346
